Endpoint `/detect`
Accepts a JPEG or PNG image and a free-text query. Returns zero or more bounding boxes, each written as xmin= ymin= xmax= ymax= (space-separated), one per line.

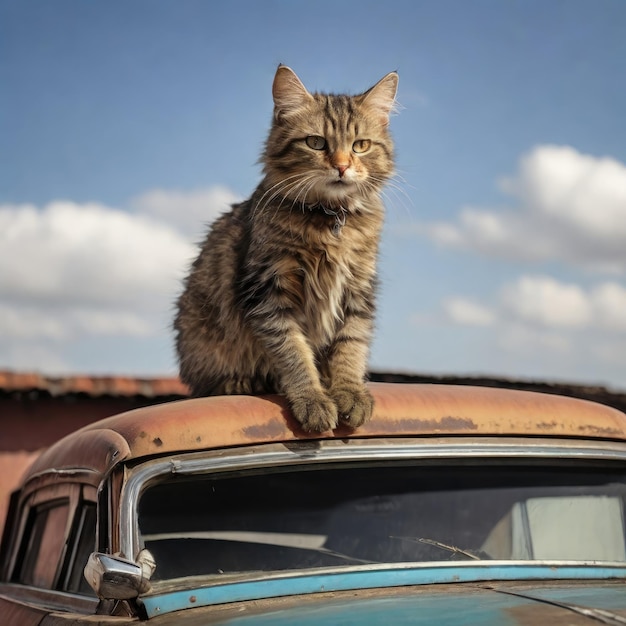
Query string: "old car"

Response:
xmin=2 ymin=382 xmax=626 ymax=624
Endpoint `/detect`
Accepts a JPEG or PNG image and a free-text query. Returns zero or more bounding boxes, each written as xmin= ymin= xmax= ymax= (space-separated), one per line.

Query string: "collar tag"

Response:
xmin=321 ymin=205 xmax=346 ymax=236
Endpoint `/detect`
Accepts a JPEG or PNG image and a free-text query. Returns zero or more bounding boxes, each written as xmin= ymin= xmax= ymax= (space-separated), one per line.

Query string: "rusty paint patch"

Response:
xmin=387 ymin=416 xmax=478 ymax=433
xmin=506 ymin=602 xmax=591 ymax=625
xmin=152 ymin=437 xmax=163 ymax=447
xmin=441 ymin=416 xmax=478 ymax=430
xmin=578 ymin=424 xmax=623 ymax=437
xmin=536 ymin=421 xmax=557 ymax=430
xmin=242 ymin=419 xmax=292 ymax=440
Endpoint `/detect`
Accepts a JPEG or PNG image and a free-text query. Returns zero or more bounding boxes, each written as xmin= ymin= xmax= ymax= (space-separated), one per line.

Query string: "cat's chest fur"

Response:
xmin=248 ymin=201 xmax=381 ymax=348
xmin=298 ymin=240 xmax=352 ymax=346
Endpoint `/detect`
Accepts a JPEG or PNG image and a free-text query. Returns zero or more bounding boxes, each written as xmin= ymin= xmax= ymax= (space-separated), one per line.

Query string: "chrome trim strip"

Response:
xmin=119 ymin=437 xmax=626 ymax=561
xmin=0 ymin=582 xmax=98 ymax=613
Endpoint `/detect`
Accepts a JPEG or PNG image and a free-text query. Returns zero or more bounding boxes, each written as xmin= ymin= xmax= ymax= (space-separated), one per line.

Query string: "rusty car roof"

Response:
xmin=24 ymin=383 xmax=626 ymax=481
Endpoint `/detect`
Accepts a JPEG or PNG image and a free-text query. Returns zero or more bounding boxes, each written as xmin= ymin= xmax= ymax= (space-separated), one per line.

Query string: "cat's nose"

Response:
xmin=331 ymin=151 xmax=350 ymax=177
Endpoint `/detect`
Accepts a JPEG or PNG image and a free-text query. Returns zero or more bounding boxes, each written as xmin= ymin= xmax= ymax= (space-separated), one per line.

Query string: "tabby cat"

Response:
xmin=175 ymin=65 xmax=398 ymax=432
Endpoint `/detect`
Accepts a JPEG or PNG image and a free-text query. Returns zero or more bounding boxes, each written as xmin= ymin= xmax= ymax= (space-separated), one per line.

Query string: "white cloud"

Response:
xmin=441 ymin=297 xmax=495 ymax=327
xmin=591 ymin=282 xmax=626 ymax=332
xmin=502 ymin=145 xmax=626 ymax=237
xmin=431 ymin=274 xmax=626 ymax=374
xmin=417 ymin=145 xmax=626 ymax=273
xmin=441 ymin=275 xmax=626 ymax=334
xmin=0 ymin=304 xmax=67 ymax=340
xmin=500 ymin=276 xmax=592 ymax=329
xmin=497 ymin=323 xmax=574 ymax=357
xmin=131 ymin=186 xmax=239 ymax=238
xmin=411 ymin=275 xmax=626 ymax=380
xmin=0 ymin=201 xmax=195 ymax=308
xmin=0 ymin=188 xmax=239 ymax=372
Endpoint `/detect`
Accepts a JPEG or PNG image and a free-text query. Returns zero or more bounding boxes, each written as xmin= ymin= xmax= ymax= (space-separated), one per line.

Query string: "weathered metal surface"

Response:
xmin=12 ymin=580 xmax=626 ymax=625
xmin=139 ymin=564 xmax=626 ymax=619
xmin=0 ymin=595 xmax=49 ymax=626
xmin=181 ymin=584 xmax=623 ymax=626
xmin=25 ymin=428 xmax=131 ymax=482
xmin=99 ymin=581 xmax=626 ymax=625
xmin=22 ymin=383 xmax=626 ymax=481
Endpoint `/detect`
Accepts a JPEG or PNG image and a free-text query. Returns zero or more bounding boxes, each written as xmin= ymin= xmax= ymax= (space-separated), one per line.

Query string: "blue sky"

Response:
xmin=2 ymin=0 xmax=626 ymax=389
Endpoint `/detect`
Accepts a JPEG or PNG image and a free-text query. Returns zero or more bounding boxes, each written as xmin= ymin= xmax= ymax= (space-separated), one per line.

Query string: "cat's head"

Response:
xmin=263 ymin=65 xmax=398 ymax=209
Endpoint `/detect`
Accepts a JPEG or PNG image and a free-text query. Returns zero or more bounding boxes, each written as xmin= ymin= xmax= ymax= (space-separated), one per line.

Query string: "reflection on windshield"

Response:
xmin=137 ymin=463 xmax=626 ymax=580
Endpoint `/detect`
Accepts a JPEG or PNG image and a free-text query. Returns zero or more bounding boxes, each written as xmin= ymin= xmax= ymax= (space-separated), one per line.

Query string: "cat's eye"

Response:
xmin=305 ymin=135 xmax=327 ymax=150
xmin=352 ymin=139 xmax=371 ymax=154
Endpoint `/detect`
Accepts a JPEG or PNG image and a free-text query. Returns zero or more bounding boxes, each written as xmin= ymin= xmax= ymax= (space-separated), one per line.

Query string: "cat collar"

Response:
xmin=319 ymin=204 xmax=347 ymax=236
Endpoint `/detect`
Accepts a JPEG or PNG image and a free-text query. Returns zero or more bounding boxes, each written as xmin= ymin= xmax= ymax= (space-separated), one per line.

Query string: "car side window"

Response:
xmin=13 ymin=499 xmax=71 ymax=589
xmin=60 ymin=501 xmax=97 ymax=594
xmin=10 ymin=486 xmax=98 ymax=596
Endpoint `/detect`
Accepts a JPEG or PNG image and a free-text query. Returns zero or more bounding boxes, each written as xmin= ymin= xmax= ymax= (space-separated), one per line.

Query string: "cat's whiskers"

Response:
xmin=380 ymin=176 xmax=413 ymax=218
xmin=267 ymin=174 xmax=317 ymax=221
xmin=265 ymin=178 xmax=304 ymax=215
xmin=252 ymin=173 xmax=306 ymax=219
xmin=280 ymin=175 xmax=320 ymax=237
xmin=254 ymin=178 xmax=312 ymax=227
xmin=292 ymin=175 xmax=320 ymax=211
xmin=362 ymin=173 xmax=412 ymax=218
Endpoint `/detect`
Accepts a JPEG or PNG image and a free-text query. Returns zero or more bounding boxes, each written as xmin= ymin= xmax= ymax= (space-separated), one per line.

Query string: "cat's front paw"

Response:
xmin=330 ymin=384 xmax=374 ymax=429
xmin=291 ymin=392 xmax=338 ymax=433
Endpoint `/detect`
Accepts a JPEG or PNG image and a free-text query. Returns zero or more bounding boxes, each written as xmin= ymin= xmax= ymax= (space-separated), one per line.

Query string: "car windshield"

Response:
xmin=137 ymin=462 xmax=626 ymax=581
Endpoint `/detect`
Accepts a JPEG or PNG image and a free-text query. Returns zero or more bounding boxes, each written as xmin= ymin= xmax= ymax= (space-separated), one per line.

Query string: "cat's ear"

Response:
xmin=272 ymin=65 xmax=313 ymax=119
xmin=359 ymin=71 xmax=399 ymax=126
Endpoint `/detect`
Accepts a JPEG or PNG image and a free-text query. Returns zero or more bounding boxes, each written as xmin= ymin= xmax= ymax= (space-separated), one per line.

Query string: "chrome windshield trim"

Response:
xmin=119 ymin=437 xmax=626 ymax=562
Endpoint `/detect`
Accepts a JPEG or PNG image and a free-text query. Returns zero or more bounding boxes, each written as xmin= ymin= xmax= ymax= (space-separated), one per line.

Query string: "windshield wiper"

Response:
xmin=391 ymin=536 xmax=483 ymax=560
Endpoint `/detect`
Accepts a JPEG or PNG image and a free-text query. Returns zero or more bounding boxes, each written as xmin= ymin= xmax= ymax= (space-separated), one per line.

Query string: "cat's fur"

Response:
xmin=175 ymin=65 xmax=398 ymax=432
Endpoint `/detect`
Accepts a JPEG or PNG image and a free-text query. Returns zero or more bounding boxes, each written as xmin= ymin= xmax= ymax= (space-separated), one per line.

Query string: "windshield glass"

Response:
xmin=137 ymin=462 xmax=626 ymax=581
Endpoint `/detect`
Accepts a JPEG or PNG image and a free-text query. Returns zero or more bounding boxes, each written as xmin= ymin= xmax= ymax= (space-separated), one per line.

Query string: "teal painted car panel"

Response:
xmin=138 ymin=582 xmax=626 ymax=625
xmin=140 ymin=564 xmax=626 ymax=619
xmin=212 ymin=593 xmax=536 ymax=626
xmin=511 ymin=584 xmax=626 ymax=612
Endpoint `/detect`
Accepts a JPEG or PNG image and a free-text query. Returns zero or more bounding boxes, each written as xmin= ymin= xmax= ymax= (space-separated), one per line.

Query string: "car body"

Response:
xmin=2 ymin=382 xmax=626 ymax=624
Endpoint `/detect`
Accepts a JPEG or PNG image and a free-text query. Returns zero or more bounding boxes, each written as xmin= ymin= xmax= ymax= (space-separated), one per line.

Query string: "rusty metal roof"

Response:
xmin=0 ymin=370 xmax=189 ymax=398
xmin=24 ymin=383 xmax=626 ymax=482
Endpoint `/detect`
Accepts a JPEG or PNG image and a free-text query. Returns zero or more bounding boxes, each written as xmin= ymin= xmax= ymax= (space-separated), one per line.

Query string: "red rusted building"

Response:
xmin=0 ymin=371 xmax=188 ymax=535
